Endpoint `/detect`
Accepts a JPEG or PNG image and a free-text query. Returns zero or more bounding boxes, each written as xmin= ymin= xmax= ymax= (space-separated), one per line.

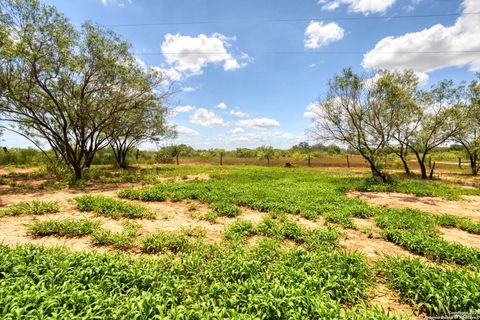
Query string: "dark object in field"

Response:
xmin=2 ymin=147 xmax=7 ymax=153
xmin=285 ymin=162 xmax=293 ymax=168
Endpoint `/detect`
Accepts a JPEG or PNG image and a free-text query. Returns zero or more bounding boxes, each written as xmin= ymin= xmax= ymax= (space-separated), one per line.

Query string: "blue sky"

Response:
xmin=4 ymin=0 xmax=480 ymax=150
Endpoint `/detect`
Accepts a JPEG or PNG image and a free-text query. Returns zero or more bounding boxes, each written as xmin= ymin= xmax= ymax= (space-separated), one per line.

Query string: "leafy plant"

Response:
xmin=75 ymin=195 xmax=155 ymax=219
xmin=91 ymin=221 xmax=141 ymax=249
xmin=0 ymin=201 xmax=60 ymax=217
xmin=28 ymin=219 xmax=100 ymax=237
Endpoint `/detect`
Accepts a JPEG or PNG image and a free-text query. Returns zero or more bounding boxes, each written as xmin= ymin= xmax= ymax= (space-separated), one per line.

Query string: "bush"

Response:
xmin=0 ymin=201 xmax=59 ymax=217
xmin=142 ymin=231 xmax=193 ymax=254
xmin=224 ymin=220 xmax=255 ymax=241
xmin=211 ymin=202 xmax=241 ymax=217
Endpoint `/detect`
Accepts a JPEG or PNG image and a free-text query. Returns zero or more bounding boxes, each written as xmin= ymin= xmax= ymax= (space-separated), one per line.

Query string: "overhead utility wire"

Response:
xmin=104 ymin=12 xmax=480 ymax=27
xmin=134 ymin=50 xmax=480 ymax=56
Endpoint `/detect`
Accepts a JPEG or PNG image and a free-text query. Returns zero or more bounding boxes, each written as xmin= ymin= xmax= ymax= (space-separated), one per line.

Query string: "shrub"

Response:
xmin=224 ymin=220 xmax=255 ymax=241
xmin=211 ymin=202 xmax=241 ymax=217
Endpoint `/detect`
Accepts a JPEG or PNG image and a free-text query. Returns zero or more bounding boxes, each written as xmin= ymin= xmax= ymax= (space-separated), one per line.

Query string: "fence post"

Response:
xmin=346 ymin=155 xmax=350 ymax=168
xmin=458 ymin=157 xmax=462 ymax=169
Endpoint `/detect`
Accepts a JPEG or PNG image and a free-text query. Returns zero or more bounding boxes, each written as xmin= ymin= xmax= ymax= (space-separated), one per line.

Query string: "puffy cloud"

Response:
xmin=161 ymin=33 xmax=250 ymax=76
xmin=318 ymin=0 xmax=396 ymax=15
xmin=304 ymin=21 xmax=345 ymax=49
xmin=303 ymin=102 xmax=322 ymax=118
xmin=175 ymin=125 xmax=199 ymax=136
xmin=174 ymin=105 xmax=195 ymax=113
xmin=229 ymin=127 xmax=245 ymax=134
xmin=363 ymin=0 xmax=480 ymax=73
xmin=236 ymin=117 xmax=280 ymax=128
xmin=101 ymin=0 xmax=131 ymax=7
xmin=229 ymin=110 xmax=249 ymax=118
xmin=190 ymin=108 xmax=226 ymax=127
xmin=215 ymin=102 xmax=228 ymax=109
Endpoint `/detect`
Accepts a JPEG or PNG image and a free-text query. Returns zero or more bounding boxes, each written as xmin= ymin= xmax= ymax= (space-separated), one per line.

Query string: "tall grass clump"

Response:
xmin=75 ymin=195 xmax=155 ymax=219
xmin=0 ymin=200 xmax=59 ymax=217
xmin=29 ymin=219 xmax=100 ymax=237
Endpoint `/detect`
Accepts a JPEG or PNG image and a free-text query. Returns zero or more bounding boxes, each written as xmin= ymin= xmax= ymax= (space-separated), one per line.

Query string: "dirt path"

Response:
xmin=348 ymin=191 xmax=480 ymax=221
xmin=370 ymin=283 xmax=416 ymax=318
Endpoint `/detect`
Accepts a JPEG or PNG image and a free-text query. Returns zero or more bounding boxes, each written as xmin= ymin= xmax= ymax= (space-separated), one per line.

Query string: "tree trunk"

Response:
xmin=176 ymin=154 xmax=179 ymax=165
xmin=413 ymin=151 xmax=428 ymax=179
xmin=220 ymin=154 xmax=223 ymax=166
xmin=73 ymin=167 xmax=82 ymax=180
xmin=369 ymin=162 xmax=387 ymax=182
xmin=307 ymin=154 xmax=311 ymax=167
xmin=429 ymin=161 xmax=436 ymax=179
xmin=399 ymin=155 xmax=410 ymax=174
xmin=470 ymin=154 xmax=479 ymax=176
xmin=267 ymin=156 xmax=270 ymax=167
xmin=118 ymin=151 xmax=128 ymax=169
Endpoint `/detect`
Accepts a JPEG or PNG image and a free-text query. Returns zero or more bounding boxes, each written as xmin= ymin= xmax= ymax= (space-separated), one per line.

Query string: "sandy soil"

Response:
xmin=370 ymin=283 xmax=415 ymax=318
xmin=439 ymin=227 xmax=480 ymax=250
xmin=348 ymin=191 xmax=480 ymax=221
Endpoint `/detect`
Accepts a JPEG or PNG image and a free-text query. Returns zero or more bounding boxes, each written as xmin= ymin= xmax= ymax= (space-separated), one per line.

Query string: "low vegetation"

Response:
xmin=28 ymin=219 xmax=100 ymax=238
xmin=0 ymin=200 xmax=60 ymax=217
xmin=75 ymin=195 xmax=155 ymax=219
xmin=91 ymin=221 xmax=141 ymax=249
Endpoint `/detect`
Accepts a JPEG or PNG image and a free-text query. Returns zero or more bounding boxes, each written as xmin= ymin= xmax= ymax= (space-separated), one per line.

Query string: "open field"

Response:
xmin=1 ymin=164 xmax=480 ymax=318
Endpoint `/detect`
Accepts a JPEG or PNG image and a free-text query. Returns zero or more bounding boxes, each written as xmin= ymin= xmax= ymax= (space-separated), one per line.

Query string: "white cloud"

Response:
xmin=101 ymin=0 xmax=131 ymax=7
xmin=175 ymin=125 xmax=199 ymax=136
xmin=303 ymin=102 xmax=322 ymax=118
xmin=229 ymin=127 xmax=245 ymax=134
xmin=363 ymin=0 xmax=480 ymax=73
xmin=215 ymin=102 xmax=228 ymax=109
xmin=309 ymin=63 xmax=317 ymax=68
xmin=304 ymin=21 xmax=345 ymax=49
xmin=181 ymin=86 xmax=196 ymax=92
xmin=236 ymin=117 xmax=280 ymax=128
xmin=149 ymin=66 xmax=183 ymax=85
xmin=229 ymin=110 xmax=249 ymax=118
xmin=174 ymin=105 xmax=195 ymax=113
xmin=190 ymin=108 xmax=226 ymax=127
xmin=319 ymin=0 xmax=396 ymax=15
xmin=161 ymin=33 xmax=250 ymax=77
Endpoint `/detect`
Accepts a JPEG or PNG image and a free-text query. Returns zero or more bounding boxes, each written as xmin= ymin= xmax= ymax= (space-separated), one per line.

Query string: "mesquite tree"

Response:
xmin=312 ymin=68 xmax=389 ymax=181
xmin=0 ymin=0 xmax=164 ymax=179
xmin=453 ymin=77 xmax=480 ymax=175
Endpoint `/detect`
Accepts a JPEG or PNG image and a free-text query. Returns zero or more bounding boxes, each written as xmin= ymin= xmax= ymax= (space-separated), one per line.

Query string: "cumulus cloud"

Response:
xmin=174 ymin=105 xmax=195 ymax=113
xmin=181 ymin=86 xmax=196 ymax=92
xmin=161 ymin=33 xmax=250 ymax=77
xmin=236 ymin=117 xmax=280 ymax=128
xmin=362 ymin=0 xmax=480 ymax=73
xmin=303 ymin=102 xmax=322 ymax=118
xmin=101 ymin=0 xmax=131 ymax=7
xmin=190 ymin=108 xmax=226 ymax=127
xmin=229 ymin=127 xmax=245 ymax=134
xmin=229 ymin=110 xmax=249 ymax=118
xmin=215 ymin=102 xmax=228 ymax=109
xmin=318 ymin=0 xmax=396 ymax=15
xmin=304 ymin=21 xmax=345 ymax=49
xmin=175 ymin=125 xmax=199 ymax=136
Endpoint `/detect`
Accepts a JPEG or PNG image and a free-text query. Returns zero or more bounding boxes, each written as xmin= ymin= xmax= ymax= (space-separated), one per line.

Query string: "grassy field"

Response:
xmin=1 ymin=165 xmax=480 ymax=318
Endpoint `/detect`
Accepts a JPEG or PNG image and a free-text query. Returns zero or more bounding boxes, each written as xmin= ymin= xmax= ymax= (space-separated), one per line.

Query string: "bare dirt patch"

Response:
xmin=439 ymin=227 xmax=480 ymax=250
xmin=370 ymin=283 xmax=415 ymax=318
xmin=348 ymin=191 xmax=480 ymax=221
xmin=341 ymin=219 xmax=417 ymax=260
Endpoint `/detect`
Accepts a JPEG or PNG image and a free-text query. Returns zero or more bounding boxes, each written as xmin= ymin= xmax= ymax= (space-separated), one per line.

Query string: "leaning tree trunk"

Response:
xmin=399 ymin=155 xmax=411 ymax=175
xmin=413 ymin=151 xmax=428 ymax=179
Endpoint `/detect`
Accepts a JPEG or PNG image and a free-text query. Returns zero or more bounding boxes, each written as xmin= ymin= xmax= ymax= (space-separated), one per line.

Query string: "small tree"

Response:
xmin=311 ymin=68 xmax=388 ymax=181
xmin=291 ymin=142 xmax=314 ymax=166
xmin=405 ymin=80 xmax=461 ymax=179
xmin=371 ymin=69 xmax=421 ymax=175
xmin=453 ymin=76 xmax=480 ymax=175
xmin=214 ymin=148 xmax=226 ymax=165
xmin=256 ymin=145 xmax=275 ymax=167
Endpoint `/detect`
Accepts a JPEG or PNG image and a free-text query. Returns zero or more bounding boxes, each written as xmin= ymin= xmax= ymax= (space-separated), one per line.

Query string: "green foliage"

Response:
xmin=435 ymin=214 xmax=480 ymax=234
xmin=75 ymin=195 xmax=155 ymax=219
xmin=304 ymin=226 xmax=341 ymax=251
xmin=28 ymin=219 xmax=100 ymax=238
xmin=0 ymin=200 xmax=59 ymax=217
xmin=141 ymin=231 xmax=193 ymax=254
xmin=257 ymin=214 xmax=306 ymax=242
xmin=0 ymin=245 xmax=378 ymax=318
xmin=91 ymin=221 xmax=141 ymax=249
xmin=376 ymin=208 xmax=480 ymax=266
xmin=224 ymin=220 xmax=256 ymax=241
xmin=211 ymin=202 xmax=241 ymax=217
xmin=380 ymin=257 xmax=480 ymax=315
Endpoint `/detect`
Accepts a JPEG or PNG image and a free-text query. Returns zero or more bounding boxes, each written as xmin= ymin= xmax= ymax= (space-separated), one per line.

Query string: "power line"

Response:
xmin=134 ymin=50 xmax=480 ymax=56
xmin=104 ymin=12 xmax=479 ymax=28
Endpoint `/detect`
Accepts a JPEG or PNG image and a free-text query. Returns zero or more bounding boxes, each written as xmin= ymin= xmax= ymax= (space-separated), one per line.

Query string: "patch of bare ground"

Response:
xmin=156 ymin=173 xmax=210 ymax=183
xmin=370 ymin=283 xmax=416 ymax=319
xmin=341 ymin=218 xmax=417 ymax=260
xmin=439 ymin=227 xmax=480 ymax=250
xmin=348 ymin=191 xmax=480 ymax=221
xmin=0 ymin=211 xmax=109 ymax=253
